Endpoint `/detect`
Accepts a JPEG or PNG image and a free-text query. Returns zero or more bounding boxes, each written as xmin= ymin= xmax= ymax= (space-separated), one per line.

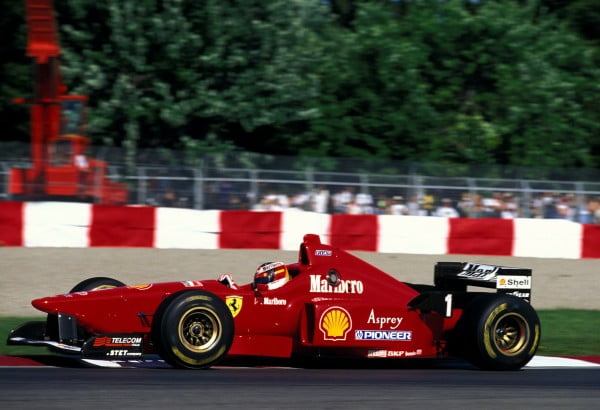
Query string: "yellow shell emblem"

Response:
xmin=320 ymin=307 xmax=352 ymax=341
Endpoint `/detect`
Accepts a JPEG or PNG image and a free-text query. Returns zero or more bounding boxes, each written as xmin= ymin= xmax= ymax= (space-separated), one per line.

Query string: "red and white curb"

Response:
xmin=526 ymin=356 xmax=600 ymax=368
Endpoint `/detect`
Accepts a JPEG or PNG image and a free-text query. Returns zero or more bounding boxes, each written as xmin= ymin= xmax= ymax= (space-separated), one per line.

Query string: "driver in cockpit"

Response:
xmin=252 ymin=262 xmax=290 ymax=290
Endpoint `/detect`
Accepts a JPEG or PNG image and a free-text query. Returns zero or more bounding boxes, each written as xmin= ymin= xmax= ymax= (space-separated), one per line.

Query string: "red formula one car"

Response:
xmin=7 ymin=234 xmax=540 ymax=370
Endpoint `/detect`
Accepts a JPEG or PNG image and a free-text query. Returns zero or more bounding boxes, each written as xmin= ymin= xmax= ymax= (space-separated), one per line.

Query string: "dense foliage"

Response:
xmin=1 ymin=0 xmax=599 ymax=168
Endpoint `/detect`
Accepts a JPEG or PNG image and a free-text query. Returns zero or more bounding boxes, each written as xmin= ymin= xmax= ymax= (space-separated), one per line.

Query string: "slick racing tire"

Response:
xmin=152 ymin=290 xmax=234 ymax=369
xmin=455 ymin=294 xmax=540 ymax=370
xmin=69 ymin=277 xmax=126 ymax=292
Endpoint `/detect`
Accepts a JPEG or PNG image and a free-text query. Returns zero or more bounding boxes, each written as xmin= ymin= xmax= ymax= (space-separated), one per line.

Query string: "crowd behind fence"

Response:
xmin=1 ymin=143 xmax=599 ymax=224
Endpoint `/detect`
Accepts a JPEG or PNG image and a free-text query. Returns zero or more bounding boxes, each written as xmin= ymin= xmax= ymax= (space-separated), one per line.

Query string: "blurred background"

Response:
xmin=1 ymin=0 xmax=599 ymax=221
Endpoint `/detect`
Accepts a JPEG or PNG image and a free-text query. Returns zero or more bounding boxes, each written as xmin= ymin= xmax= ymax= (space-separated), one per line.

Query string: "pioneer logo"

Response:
xmin=355 ymin=330 xmax=412 ymax=341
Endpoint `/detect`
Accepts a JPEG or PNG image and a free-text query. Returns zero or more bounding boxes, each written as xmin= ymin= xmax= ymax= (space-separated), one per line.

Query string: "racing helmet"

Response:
xmin=254 ymin=262 xmax=290 ymax=290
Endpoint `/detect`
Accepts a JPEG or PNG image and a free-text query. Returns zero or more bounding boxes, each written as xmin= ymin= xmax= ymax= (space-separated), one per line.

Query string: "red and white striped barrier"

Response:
xmin=1 ymin=201 xmax=599 ymax=258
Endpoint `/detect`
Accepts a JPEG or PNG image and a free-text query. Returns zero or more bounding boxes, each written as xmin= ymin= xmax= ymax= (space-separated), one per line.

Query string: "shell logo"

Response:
xmin=499 ymin=278 xmax=506 ymax=286
xmin=319 ymin=307 xmax=352 ymax=341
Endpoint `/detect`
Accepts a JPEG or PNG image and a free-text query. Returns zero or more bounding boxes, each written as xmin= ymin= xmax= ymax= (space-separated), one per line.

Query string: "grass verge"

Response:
xmin=0 ymin=310 xmax=598 ymax=357
xmin=536 ymin=309 xmax=599 ymax=356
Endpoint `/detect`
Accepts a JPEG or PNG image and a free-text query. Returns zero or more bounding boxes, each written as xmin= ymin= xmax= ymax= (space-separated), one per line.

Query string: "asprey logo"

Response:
xmin=310 ymin=275 xmax=364 ymax=294
xmin=226 ymin=296 xmax=243 ymax=317
xmin=497 ymin=275 xmax=531 ymax=289
xmin=367 ymin=309 xmax=404 ymax=330
xmin=320 ymin=307 xmax=352 ymax=341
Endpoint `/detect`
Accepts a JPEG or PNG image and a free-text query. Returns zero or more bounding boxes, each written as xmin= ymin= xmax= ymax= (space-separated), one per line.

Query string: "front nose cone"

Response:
xmin=32 ymin=297 xmax=52 ymax=311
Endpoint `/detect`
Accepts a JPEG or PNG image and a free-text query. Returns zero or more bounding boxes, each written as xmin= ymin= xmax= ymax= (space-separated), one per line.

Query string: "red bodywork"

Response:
xmin=9 ymin=0 xmax=127 ymax=204
xmin=31 ymin=234 xmax=462 ymax=361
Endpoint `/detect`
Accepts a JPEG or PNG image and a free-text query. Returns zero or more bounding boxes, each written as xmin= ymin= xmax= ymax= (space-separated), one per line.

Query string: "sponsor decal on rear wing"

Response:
xmin=434 ymin=262 xmax=532 ymax=302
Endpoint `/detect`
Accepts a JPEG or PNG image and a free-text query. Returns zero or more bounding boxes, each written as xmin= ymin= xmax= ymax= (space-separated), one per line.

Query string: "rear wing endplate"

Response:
xmin=434 ymin=262 xmax=532 ymax=303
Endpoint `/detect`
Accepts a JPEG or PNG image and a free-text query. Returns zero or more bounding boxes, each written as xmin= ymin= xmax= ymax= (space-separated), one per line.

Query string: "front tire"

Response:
xmin=152 ymin=290 xmax=234 ymax=369
xmin=453 ymin=294 xmax=540 ymax=370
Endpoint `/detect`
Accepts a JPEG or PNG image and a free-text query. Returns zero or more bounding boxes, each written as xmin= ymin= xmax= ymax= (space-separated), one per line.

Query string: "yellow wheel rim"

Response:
xmin=492 ymin=312 xmax=529 ymax=356
xmin=178 ymin=307 xmax=221 ymax=353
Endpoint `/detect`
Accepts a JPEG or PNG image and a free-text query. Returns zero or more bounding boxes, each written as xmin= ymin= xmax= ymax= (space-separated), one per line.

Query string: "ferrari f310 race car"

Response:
xmin=7 ymin=234 xmax=540 ymax=370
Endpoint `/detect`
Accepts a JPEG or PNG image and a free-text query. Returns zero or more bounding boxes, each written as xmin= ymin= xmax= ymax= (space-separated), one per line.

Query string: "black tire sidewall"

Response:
xmin=155 ymin=290 xmax=234 ymax=369
xmin=466 ymin=294 xmax=540 ymax=370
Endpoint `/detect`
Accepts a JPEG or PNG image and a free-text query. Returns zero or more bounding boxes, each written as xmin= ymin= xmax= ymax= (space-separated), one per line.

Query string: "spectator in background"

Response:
xmin=576 ymin=196 xmax=594 ymax=223
xmin=290 ymin=192 xmax=310 ymax=211
xmin=554 ymin=196 xmax=573 ymax=220
xmin=227 ymin=194 xmax=246 ymax=210
xmin=556 ymin=194 xmax=575 ymax=220
xmin=421 ymin=194 xmax=435 ymax=215
xmin=388 ymin=196 xmax=409 ymax=215
xmin=374 ymin=194 xmax=389 ymax=214
xmin=332 ymin=187 xmax=354 ymax=213
xmin=470 ymin=194 xmax=487 ymax=218
xmin=501 ymin=193 xmax=519 ymax=219
xmin=254 ymin=191 xmax=289 ymax=211
xmin=355 ymin=191 xmax=374 ymax=214
xmin=310 ymin=186 xmax=330 ymax=213
xmin=529 ymin=193 xmax=545 ymax=218
xmin=587 ymin=197 xmax=600 ymax=224
xmin=161 ymin=187 xmax=178 ymax=207
xmin=542 ymin=192 xmax=560 ymax=218
xmin=345 ymin=199 xmax=362 ymax=214
xmin=407 ymin=195 xmax=422 ymax=216
xmin=435 ymin=198 xmax=460 ymax=218
xmin=482 ymin=193 xmax=502 ymax=218
xmin=456 ymin=192 xmax=473 ymax=217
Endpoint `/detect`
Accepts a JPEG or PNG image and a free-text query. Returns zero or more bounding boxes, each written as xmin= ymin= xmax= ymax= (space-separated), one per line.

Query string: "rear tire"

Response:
xmin=451 ymin=294 xmax=540 ymax=370
xmin=152 ymin=290 xmax=234 ymax=369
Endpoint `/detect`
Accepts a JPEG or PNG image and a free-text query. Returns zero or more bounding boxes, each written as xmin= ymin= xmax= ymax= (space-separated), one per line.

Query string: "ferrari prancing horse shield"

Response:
xmin=226 ymin=296 xmax=243 ymax=318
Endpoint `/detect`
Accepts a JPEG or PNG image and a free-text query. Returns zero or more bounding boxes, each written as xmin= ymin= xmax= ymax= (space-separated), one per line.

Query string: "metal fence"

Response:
xmin=1 ymin=143 xmax=600 ymax=223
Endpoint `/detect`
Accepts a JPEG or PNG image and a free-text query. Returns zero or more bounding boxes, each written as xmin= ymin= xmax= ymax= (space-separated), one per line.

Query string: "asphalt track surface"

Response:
xmin=1 ymin=363 xmax=599 ymax=410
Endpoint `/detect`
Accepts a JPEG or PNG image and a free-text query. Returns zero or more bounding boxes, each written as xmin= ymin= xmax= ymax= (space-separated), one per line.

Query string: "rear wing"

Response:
xmin=434 ymin=262 xmax=532 ymax=303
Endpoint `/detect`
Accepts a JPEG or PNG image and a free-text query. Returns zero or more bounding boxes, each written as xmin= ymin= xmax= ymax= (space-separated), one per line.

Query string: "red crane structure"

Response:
xmin=9 ymin=0 xmax=127 ymax=204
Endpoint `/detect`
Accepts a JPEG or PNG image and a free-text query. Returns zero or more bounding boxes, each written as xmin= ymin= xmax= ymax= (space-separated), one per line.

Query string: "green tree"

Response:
xmin=0 ymin=0 xmax=29 ymax=145
xmin=56 ymin=0 xmax=327 ymax=163
xmin=420 ymin=1 xmax=600 ymax=167
xmin=303 ymin=2 xmax=438 ymax=160
xmin=3 ymin=0 xmax=600 ymax=171
xmin=487 ymin=2 xmax=600 ymax=167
